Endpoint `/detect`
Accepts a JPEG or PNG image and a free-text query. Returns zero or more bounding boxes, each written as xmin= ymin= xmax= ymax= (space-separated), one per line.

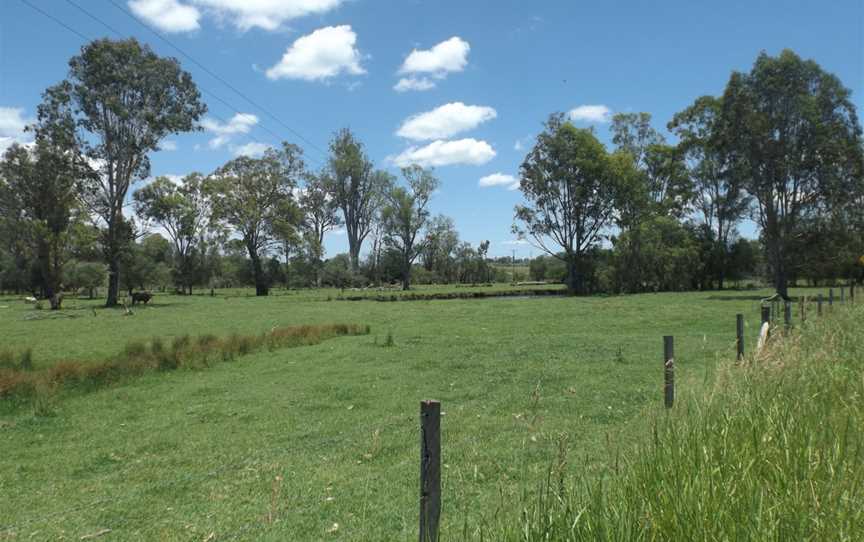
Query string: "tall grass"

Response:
xmin=0 ymin=323 xmax=370 ymax=407
xmin=495 ymin=305 xmax=864 ymax=541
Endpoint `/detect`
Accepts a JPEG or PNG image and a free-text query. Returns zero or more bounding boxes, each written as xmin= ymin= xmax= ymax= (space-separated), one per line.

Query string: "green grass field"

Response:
xmin=0 ymin=286 xmax=849 ymax=540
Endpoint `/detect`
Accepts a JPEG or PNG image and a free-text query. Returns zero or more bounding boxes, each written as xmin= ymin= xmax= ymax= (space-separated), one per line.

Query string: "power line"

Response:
xmin=104 ymin=0 xmax=330 ymax=161
xmin=19 ymin=0 xmax=91 ymax=42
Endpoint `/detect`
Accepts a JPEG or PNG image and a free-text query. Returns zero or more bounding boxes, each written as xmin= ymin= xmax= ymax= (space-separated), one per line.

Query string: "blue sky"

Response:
xmin=1 ymin=0 xmax=862 ymax=258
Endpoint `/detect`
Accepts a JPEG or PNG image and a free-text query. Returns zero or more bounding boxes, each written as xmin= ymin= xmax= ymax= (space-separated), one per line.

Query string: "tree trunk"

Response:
xmin=347 ymin=229 xmax=360 ymax=272
xmin=402 ymin=254 xmax=411 ymax=291
xmin=106 ymin=259 xmax=120 ymax=307
xmin=565 ymin=253 xmax=579 ymax=295
xmin=249 ymin=251 xmax=268 ymax=296
xmin=774 ymin=262 xmax=789 ymax=300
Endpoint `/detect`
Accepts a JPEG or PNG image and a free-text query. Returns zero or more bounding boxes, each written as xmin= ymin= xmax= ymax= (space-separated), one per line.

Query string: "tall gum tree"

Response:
xmin=207 ymin=144 xmax=304 ymax=296
xmin=669 ymin=96 xmax=751 ymax=289
xmin=325 ymin=129 xmax=388 ymax=271
xmin=514 ymin=113 xmax=632 ymax=295
xmin=68 ymin=38 xmax=206 ymax=306
xmin=381 ymin=165 xmax=438 ymax=290
xmin=719 ymin=50 xmax=863 ymax=299
xmin=134 ymin=173 xmax=210 ymax=294
xmin=0 ymin=82 xmax=86 ymax=309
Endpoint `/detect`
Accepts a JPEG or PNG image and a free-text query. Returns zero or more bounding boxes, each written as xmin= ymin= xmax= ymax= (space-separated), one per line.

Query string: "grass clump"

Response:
xmin=499 ymin=305 xmax=864 ymax=541
xmin=0 ymin=323 xmax=370 ymax=407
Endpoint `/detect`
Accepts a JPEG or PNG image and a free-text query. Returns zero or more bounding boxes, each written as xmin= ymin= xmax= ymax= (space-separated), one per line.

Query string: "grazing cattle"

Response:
xmin=130 ymin=292 xmax=152 ymax=306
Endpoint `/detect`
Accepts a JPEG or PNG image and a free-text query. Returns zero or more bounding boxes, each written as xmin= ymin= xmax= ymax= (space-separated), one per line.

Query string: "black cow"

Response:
xmin=130 ymin=292 xmax=152 ymax=306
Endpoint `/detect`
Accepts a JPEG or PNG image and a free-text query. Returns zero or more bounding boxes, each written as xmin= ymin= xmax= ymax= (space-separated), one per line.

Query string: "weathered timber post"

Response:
xmin=840 ymin=287 xmax=846 ymax=304
xmin=663 ymin=336 xmax=674 ymax=408
xmin=736 ymin=314 xmax=745 ymax=361
xmin=817 ymin=294 xmax=823 ymax=316
xmin=419 ymin=400 xmax=441 ymax=542
xmin=829 ymin=288 xmax=834 ymax=308
xmin=784 ymin=302 xmax=792 ymax=333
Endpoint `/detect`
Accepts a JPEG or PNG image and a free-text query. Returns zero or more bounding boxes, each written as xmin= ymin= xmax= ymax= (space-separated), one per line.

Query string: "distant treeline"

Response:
xmin=1 ymin=41 xmax=862 ymax=306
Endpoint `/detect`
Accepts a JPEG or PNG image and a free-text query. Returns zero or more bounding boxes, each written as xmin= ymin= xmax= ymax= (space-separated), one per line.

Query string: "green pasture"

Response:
xmin=0 ymin=286 xmax=840 ymax=540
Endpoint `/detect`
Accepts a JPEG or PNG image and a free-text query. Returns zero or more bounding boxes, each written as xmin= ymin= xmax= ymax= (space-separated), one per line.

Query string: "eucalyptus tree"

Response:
xmin=299 ymin=171 xmax=341 ymax=285
xmin=207 ymin=144 xmax=304 ymax=296
xmin=719 ymin=49 xmax=863 ymax=298
xmin=669 ymin=95 xmax=750 ymax=289
xmin=381 ymin=165 xmax=438 ymax=290
xmin=611 ymin=112 xmax=691 ymax=219
xmin=421 ymin=215 xmax=460 ymax=282
xmin=134 ymin=173 xmax=211 ymax=294
xmin=65 ymin=38 xmax=206 ymax=306
xmin=514 ymin=113 xmax=632 ymax=295
xmin=325 ymin=128 xmax=389 ymax=270
xmin=0 ymin=82 xmax=86 ymax=308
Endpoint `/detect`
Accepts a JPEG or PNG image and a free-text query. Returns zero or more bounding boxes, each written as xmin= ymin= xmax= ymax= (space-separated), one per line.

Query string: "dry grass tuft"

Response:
xmin=0 ymin=323 xmax=370 ymax=407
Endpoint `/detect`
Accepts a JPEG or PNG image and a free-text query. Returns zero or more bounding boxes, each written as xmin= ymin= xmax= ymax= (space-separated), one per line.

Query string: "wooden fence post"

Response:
xmin=829 ymin=288 xmax=834 ymax=308
xmin=761 ymin=306 xmax=771 ymax=338
xmin=784 ymin=301 xmax=792 ymax=332
xmin=419 ymin=400 xmax=441 ymax=542
xmin=736 ymin=314 xmax=745 ymax=361
xmin=800 ymin=296 xmax=807 ymax=323
xmin=840 ymin=287 xmax=846 ymax=304
xmin=663 ymin=336 xmax=674 ymax=408
xmin=817 ymin=294 xmax=823 ymax=316
xmin=851 ymin=283 xmax=856 ymax=304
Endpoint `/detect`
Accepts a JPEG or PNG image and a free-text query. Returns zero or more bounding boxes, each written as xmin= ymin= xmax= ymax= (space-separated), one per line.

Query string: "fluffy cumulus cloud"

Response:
xmin=396 ymin=102 xmax=496 ymax=141
xmin=232 ymin=141 xmax=272 ymax=157
xmin=0 ymin=107 xmax=32 ymax=153
xmin=390 ymin=138 xmax=495 ymax=168
xmin=195 ymin=0 xmax=342 ymax=31
xmin=266 ymin=25 xmax=365 ymax=81
xmin=129 ymin=0 xmax=343 ymax=33
xmin=201 ymin=112 xmax=258 ymax=148
xmin=479 ymin=173 xmax=519 ymax=190
xmin=394 ymin=36 xmax=470 ymax=91
xmin=128 ymin=0 xmax=201 ymax=33
xmin=568 ymin=104 xmax=612 ymax=123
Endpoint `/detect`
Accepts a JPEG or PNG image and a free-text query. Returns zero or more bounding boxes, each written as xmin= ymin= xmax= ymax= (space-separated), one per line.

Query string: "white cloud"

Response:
xmin=232 ymin=141 xmax=272 ymax=157
xmin=514 ymin=136 xmax=533 ymax=152
xmin=396 ymin=102 xmax=497 ymax=141
xmin=399 ymin=36 xmax=469 ymax=76
xmin=0 ymin=107 xmax=32 ymax=154
xmin=266 ymin=25 xmax=365 ymax=81
xmin=501 ymin=239 xmax=529 ymax=246
xmin=194 ymin=0 xmax=342 ymax=31
xmin=393 ymin=77 xmax=435 ymax=92
xmin=479 ymin=173 xmax=519 ymax=190
xmin=201 ymin=113 xmax=258 ymax=148
xmin=390 ymin=138 xmax=495 ymax=168
xmin=568 ymin=104 xmax=612 ymax=123
xmin=128 ymin=0 xmax=201 ymax=33
xmin=160 ymin=140 xmax=178 ymax=151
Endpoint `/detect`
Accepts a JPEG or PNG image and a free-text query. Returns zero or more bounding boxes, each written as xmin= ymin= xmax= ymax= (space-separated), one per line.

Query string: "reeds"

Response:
xmin=0 ymin=324 xmax=370 ymax=406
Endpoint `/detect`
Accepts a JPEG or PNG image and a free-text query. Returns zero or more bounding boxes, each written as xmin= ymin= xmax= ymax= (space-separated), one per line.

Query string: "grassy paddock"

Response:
xmin=0 ymin=287 xmax=850 ymax=540
xmin=500 ymin=303 xmax=864 ymax=540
